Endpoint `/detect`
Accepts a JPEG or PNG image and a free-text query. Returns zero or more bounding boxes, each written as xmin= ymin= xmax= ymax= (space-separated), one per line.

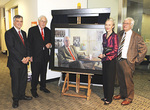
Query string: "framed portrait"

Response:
xmin=55 ymin=37 xmax=64 ymax=49
xmin=55 ymin=30 xmax=65 ymax=37
xmin=73 ymin=36 xmax=80 ymax=47
xmin=51 ymin=24 xmax=105 ymax=75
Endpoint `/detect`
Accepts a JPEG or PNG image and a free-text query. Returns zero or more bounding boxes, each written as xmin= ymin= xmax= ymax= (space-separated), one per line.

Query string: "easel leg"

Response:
xmin=66 ymin=73 xmax=69 ymax=91
xmin=62 ymin=73 xmax=69 ymax=93
xmin=87 ymin=75 xmax=91 ymax=100
xmin=76 ymin=74 xmax=80 ymax=93
xmin=61 ymin=72 xmax=93 ymax=100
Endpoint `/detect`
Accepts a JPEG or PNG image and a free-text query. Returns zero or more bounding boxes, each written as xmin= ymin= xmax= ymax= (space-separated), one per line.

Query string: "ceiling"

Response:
xmin=0 ymin=0 xmax=150 ymax=14
xmin=0 ymin=0 xmax=10 ymax=8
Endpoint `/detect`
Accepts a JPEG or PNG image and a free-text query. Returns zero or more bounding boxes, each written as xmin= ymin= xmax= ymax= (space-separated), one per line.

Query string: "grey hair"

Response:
xmin=13 ymin=15 xmax=23 ymax=22
xmin=124 ymin=17 xmax=135 ymax=28
xmin=38 ymin=15 xmax=47 ymax=22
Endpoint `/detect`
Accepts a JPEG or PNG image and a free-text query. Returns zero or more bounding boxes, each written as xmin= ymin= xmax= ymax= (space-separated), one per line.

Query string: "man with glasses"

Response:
xmin=58 ymin=36 xmax=86 ymax=68
xmin=28 ymin=15 xmax=52 ymax=98
xmin=113 ymin=17 xmax=147 ymax=105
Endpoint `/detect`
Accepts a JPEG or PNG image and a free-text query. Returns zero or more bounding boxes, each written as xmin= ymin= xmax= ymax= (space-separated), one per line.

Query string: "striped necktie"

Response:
xmin=118 ymin=32 xmax=126 ymax=60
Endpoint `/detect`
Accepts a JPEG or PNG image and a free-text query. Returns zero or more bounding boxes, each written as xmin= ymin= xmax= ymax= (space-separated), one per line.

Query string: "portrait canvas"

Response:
xmin=51 ymin=24 xmax=105 ymax=74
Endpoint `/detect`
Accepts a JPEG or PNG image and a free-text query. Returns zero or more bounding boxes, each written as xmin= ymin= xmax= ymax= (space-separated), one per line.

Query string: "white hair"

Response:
xmin=124 ymin=17 xmax=135 ymax=28
xmin=38 ymin=15 xmax=47 ymax=22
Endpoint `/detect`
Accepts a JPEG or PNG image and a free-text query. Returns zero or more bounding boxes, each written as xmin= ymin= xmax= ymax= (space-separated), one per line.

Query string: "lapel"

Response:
xmin=12 ymin=27 xmax=26 ymax=47
xmin=70 ymin=46 xmax=75 ymax=55
xmin=118 ymin=31 xmax=124 ymax=46
xmin=64 ymin=46 xmax=70 ymax=55
xmin=21 ymin=30 xmax=26 ymax=40
xmin=127 ymin=30 xmax=134 ymax=54
xmin=70 ymin=45 xmax=77 ymax=58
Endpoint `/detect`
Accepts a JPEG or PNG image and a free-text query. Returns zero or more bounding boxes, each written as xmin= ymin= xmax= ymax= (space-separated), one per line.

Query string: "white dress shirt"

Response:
xmin=38 ymin=25 xmax=45 ymax=36
xmin=122 ymin=29 xmax=132 ymax=59
xmin=14 ymin=26 xmax=23 ymax=38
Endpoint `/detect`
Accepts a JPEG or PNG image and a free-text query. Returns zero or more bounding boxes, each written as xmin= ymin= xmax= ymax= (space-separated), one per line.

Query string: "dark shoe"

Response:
xmin=31 ymin=91 xmax=39 ymax=98
xmin=113 ymin=95 xmax=122 ymax=100
xmin=12 ymin=101 xmax=19 ymax=108
xmin=121 ymin=100 xmax=132 ymax=105
xmin=19 ymin=96 xmax=32 ymax=100
xmin=104 ymin=101 xmax=111 ymax=105
xmin=101 ymin=98 xmax=107 ymax=102
xmin=40 ymin=88 xmax=50 ymax=93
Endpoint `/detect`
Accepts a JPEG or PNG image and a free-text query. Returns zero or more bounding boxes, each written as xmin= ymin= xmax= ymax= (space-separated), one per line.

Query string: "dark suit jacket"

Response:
xmin=28 ymin=25 xmax=51 ymax=62
xmin=58 ymin=45 xmax=84 ymax=67
xmin=118 ymin=30 xmax=147 ymax=71
xmin=5 ymin=27 xmax=29 ymax=68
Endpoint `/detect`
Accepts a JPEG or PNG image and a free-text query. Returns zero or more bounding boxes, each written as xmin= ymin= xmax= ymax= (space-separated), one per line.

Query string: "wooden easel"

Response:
xmin=61 ymin=71 xmax=94 ymax=100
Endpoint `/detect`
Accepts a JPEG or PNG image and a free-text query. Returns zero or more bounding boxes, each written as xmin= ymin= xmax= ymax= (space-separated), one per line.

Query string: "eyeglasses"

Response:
xmin=123 ymin=23 xmax=131 ymax=25
xmin=65 ymin=40 xmax=69 ymax=42
xmin=40 ymin=20 xmax=47 ymax=23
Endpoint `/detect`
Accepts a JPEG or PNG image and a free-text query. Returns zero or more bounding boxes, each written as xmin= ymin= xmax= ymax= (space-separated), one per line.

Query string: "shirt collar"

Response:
xmin=38 ymin=25 xmax=44 ymax=31
xmin=124 ymin=29 xmax=132 ymax=35
xmin=14 ymin=26 xmax=21 ymax=33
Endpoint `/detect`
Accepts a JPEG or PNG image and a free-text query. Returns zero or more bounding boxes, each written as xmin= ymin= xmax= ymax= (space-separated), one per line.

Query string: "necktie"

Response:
xmin=18 ymin=31 xmax=25 ymax=46
xmin=41 ymin=29 xmax=44 ymax=40
xmin=68 ymin=47 xmax=76 ymax=60
xmin=118 ymin=32 xmax=126 ymax=60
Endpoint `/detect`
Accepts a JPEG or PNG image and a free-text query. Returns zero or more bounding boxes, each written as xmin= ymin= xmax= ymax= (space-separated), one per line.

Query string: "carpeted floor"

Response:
xmin=0 ymin=52 xmax=150 ymax=110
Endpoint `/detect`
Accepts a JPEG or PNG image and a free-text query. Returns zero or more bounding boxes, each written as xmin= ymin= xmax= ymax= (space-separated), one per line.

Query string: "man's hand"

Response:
xmin=26 ymin=57 xmax=30 ymax=62
xmin=30 ymin=57 xmax=33 ymax=62
xmin=46 ymin=43 xmax=52 ymax=49
xmin=22 ymin=57 xmax=31 ymax=64
xmin=22 ymin=57 xmax=28 ymax=64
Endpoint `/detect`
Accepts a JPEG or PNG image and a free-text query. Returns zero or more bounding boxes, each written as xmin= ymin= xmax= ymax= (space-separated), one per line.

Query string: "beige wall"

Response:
xmin=4 ymin=0 xmax=87 ymax=32
xmin=5 ymin=0 xmax=38 ymax=32
xmin=0 ymin=9 xmax=1 ymax=49
xmin=0 ymin=8 xmax=7 ymax=52
xmin=141 ymin=14 xmax=150 ymax=40
xmin=38 ymin=0 xmax=87 ymax=28
xmin=88 ymin=0 xmax=119 ymax=32
xmin=141 ymin=14 xmax=150 ymax=55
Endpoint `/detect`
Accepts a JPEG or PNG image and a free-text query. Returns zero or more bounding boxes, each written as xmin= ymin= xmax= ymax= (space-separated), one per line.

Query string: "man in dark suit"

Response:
xmin=58 ymin=36 xmax=86 ymax=68
xmin=28 ymin=15 xmax=52 ymax=98
xmin=113 ymin=17 xmax=147 ymax=105
xmin=5 ymin=15 xmax=32 ymax=108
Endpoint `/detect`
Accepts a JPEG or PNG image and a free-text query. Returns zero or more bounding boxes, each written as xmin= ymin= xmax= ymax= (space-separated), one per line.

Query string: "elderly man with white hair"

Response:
xmin=28 ymin=15 xmax=52 ymax=98
xmin=113 ymin=17 xmax=147 ymax=105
